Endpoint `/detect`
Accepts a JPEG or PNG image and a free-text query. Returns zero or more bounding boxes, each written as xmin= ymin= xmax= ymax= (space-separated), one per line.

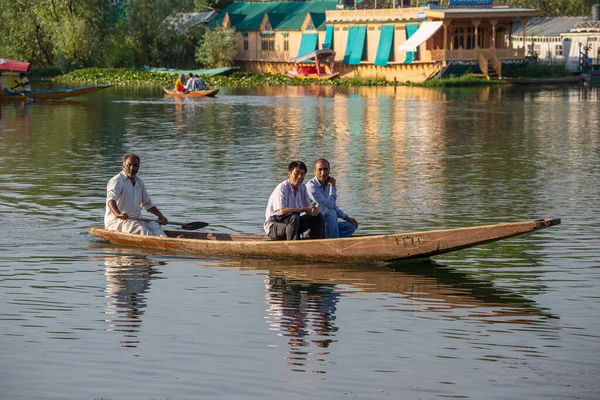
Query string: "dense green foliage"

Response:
xmin=195 ymin=29 xmax=237 ymax=68
xmin=0 ymin=0 xmax=205 ymax=71
xmin=504 ymin=0 xmax=599 ymax=16
xmin=56 ymin=68 xmax=506 ymax=87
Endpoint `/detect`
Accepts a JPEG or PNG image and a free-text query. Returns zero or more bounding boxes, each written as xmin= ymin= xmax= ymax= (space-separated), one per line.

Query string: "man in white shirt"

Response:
xmin=185 ymin=73 xmax=196 ymax=91
xmin=105 ymin=153 xmax=168 ymax=236
xmin=265 ymin=161 xmax=323 ymax=240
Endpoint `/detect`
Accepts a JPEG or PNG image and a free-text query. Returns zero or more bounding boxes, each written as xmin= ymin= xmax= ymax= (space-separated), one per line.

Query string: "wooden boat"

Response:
xmin=0 ymin=58 xmax=30 ymax=72
xmin=0 ymin=84 xmax=114 ymax=101
xmin=88 ymin=218 xmax=560 ymax=263
xmin=163 ymin=87 xmax=219 ymax=97
xmin=503 ymin=75 xmax=584 ymax=85
xmin=284 ymin=49 xmax=339 ymax=80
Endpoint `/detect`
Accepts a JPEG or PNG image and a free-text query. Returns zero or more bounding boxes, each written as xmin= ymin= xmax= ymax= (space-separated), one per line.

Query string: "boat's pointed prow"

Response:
xmin=539 ymin=217 xmax=561 ymax=227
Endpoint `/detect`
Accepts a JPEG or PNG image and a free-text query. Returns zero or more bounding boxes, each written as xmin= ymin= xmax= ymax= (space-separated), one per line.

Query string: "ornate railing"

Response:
xmin=429 ymin=48 xmax=524 ymax=61
xmin=573 ymin=21 xmax=600 ymax=30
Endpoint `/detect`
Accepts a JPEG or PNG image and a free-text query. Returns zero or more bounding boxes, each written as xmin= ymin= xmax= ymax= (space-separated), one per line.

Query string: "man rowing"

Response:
xmin=105 ymin=153 xmax=168 ymax=236
xmin=265 ymin=161 xmax=323 ymax=240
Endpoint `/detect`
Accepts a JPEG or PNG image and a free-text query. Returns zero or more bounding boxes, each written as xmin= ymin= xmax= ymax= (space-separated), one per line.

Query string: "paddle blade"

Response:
xmin=180 ymin=221 xmax=209 ymax=230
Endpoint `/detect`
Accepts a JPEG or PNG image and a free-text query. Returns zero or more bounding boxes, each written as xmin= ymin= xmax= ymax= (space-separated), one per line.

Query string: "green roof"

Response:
xmin=213 ymin=1 xmax=338 ymax=31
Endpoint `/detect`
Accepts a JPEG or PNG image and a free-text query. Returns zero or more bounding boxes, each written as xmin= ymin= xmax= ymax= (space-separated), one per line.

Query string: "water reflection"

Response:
xmin=103 ymin=253 xmax=164 ymax=348
xmin=265 ymin=273 xmax=339 ymax=373
xmin=218 ymin=257 xmax=553 ymax=374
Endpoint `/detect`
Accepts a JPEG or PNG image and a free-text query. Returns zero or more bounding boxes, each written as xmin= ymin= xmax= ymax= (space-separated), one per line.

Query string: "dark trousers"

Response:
xmin=268 ymin=213 xmax=323 ymax=240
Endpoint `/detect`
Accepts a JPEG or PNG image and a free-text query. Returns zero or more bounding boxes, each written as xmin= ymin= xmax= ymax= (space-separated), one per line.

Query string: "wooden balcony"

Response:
xmin=429 ymin=47 xmax=525 ymax=61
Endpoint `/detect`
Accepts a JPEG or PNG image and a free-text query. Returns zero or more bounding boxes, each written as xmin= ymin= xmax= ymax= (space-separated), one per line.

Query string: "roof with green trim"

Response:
xmin=212 ymin=1 xmax=338 ymax=31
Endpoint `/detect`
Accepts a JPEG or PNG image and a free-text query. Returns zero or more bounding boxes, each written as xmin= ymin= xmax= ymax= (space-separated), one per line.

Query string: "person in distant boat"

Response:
xmin=265 ymin=161 xmax=323 ymax=240
xmin=105 ymin=153 xmax=168 ymax=237
xmin=174 ymin=74 xmax=187 ymax=93
xmin=11 ymin=72 xmax=31 ymax=93
xmin=185 ymin=73 xmax=195 ymax=91
xmin=193 ymin=74 xmax=207 ymax=91
xmin=306 ymin=158 xmax=358 ymax=238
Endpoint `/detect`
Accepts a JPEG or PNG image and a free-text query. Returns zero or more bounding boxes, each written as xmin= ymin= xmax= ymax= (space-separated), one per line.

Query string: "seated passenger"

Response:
xmin=174 ymin=74 xmax=187 ymax=93
xmin=307 ymin=158 xmax=358 ymax=238
xmin=194 ymin=74 xmax=207 ymax=90
xmin=265 ymin=161 xmax=323 ymax=240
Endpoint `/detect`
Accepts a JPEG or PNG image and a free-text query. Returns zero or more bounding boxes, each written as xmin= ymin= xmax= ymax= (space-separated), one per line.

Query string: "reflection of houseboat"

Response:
xmin=285 ymin=48 xmax=339 ymax=79
xmin=212 ymin=0 xmax=541 ymax=82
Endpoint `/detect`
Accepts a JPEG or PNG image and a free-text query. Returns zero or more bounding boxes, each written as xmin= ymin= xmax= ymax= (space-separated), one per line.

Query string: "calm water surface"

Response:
xmin=1 ymin=83 xmax=599 ymax=399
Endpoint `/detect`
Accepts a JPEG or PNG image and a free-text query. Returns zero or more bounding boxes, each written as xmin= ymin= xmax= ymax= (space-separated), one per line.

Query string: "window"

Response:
xmin=261 ymin=38 xmax=274 ymax=52
xmin=244 ymin=37 xmax=248 ymax=51
xmin=284 ymin=39 xmax=289 ymax=52
xmin=362 ymin=32 xmax=368 ymax=61
xmin=556 ymin=44 xmax=563 ymax=56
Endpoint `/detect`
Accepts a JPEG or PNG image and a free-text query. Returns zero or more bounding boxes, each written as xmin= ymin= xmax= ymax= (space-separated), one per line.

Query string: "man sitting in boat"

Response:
xmin=11 ymin=72 xmax=31 ymax=93
xmin=185 ymin=73 xmax=196 ymax=92
xmin=193 ymin=74 xmax=207 ymax=91
xmin=105 ymin=153 xmax=169 ymax=236
xmin=307 ymin=159 xmax=358 ymax=238
xmin=174 ymin=74 xmax=187 ymax=93
xmin=265 ymin=161 xmax=323 ymax=240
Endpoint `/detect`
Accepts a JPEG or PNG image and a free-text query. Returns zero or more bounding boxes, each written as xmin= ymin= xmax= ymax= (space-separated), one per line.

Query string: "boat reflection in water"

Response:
xmin=228 ymin=258 xmax=553 ymax=374
xmin=103 ymin=253 xmax=164 ymax=348
xmin=265 ymin=274 xmax=340 ymax=373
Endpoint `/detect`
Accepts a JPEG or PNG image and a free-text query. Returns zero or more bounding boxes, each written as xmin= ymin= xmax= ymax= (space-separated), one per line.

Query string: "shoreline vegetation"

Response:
xmin=28 ymin=63 xmax=573 ymax=89
xmin=50 ymin=67 xmax=508 ymax=88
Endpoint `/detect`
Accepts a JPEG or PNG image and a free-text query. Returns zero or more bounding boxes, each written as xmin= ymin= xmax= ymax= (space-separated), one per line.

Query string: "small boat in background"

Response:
xmin=0 ymin=84 xmax=115 ymax=101
xmin=0 ymin=58 xmax=30 ymax=72
xmin=285 ymin=49 xmax=339 ymax=80
xmin=163 ymin=87 xmax=219 ymax=97
xmin=88 ymin=218 xmax=560 ymax=263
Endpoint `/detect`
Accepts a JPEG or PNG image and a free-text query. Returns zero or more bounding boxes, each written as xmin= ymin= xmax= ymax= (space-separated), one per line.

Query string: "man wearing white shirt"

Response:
xmin=105 ymin=153 xmax=168 ymax=236
xmin=185 ymin=73 xmax=195 ymax=91
xmin=265 ymin=161 xmax=323 ymax=240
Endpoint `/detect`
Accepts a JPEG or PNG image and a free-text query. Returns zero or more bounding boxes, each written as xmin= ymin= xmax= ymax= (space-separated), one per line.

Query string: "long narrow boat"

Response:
xmin=163 ymin=87 xmax=219 ymax=97
xmin=503 ymin=75 xmax=584 ymax=85
xmin=0 ymin=84 xmax=114 ymax=101
xmin=88 ymin=218 xmax=560 ymax=263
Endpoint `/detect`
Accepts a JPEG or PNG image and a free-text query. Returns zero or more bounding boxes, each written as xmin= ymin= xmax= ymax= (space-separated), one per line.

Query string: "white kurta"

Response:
xmin=104 ymin=171 xmax=165 ymax=236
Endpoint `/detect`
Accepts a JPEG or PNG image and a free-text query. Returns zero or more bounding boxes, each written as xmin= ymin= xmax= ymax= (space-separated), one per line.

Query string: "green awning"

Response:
xmin=404 ymin=24 xmax=419 ymax=65
xmin=323 ymin=26 xmax=333 ymax=49
xmin=297 ymin=33 xmax=318 ymax=57
xmin=374 ymin=25 xmax=394 ymax=67
xmin=343 ymin=26 xmax=366 ymax=65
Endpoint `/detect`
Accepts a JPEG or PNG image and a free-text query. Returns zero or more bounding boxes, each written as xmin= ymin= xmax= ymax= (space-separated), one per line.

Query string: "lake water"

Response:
xmin=1 ymin=83 xmax=599 ymax=399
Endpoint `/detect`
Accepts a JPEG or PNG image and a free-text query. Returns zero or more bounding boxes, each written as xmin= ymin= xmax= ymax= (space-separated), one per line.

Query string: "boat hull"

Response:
xmin=0 ymin=84 xmax=114 ymax=101
xmin=285 ymin=71 xmax=339 ymax=80
xmin=163 ymin=88 xmax=219 ymax=97
xmin=88 ymin=218 xmax=560 ymax=263
xmin=504 ymin=76 xmax=583 ymax=85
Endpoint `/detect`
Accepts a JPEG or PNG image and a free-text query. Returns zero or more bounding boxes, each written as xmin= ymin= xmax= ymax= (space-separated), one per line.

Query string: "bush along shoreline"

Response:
xmin=49 ymin=68 xmax=510 ymax=88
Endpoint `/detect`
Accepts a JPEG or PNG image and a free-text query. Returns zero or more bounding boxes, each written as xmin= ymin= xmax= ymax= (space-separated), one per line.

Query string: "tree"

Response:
xmin=0 ymin=0 xmax=112 ymax=69
xmin=195 ymin=29 xmax=236 ymax=68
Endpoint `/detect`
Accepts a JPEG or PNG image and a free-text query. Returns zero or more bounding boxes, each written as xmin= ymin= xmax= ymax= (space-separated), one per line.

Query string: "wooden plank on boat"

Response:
xmin=88 ymin=218 xmax=560 ymax=263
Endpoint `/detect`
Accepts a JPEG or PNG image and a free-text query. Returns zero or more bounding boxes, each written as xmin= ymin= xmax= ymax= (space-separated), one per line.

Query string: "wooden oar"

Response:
xmin=127 ymin=216 xmax=208 ymax=230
